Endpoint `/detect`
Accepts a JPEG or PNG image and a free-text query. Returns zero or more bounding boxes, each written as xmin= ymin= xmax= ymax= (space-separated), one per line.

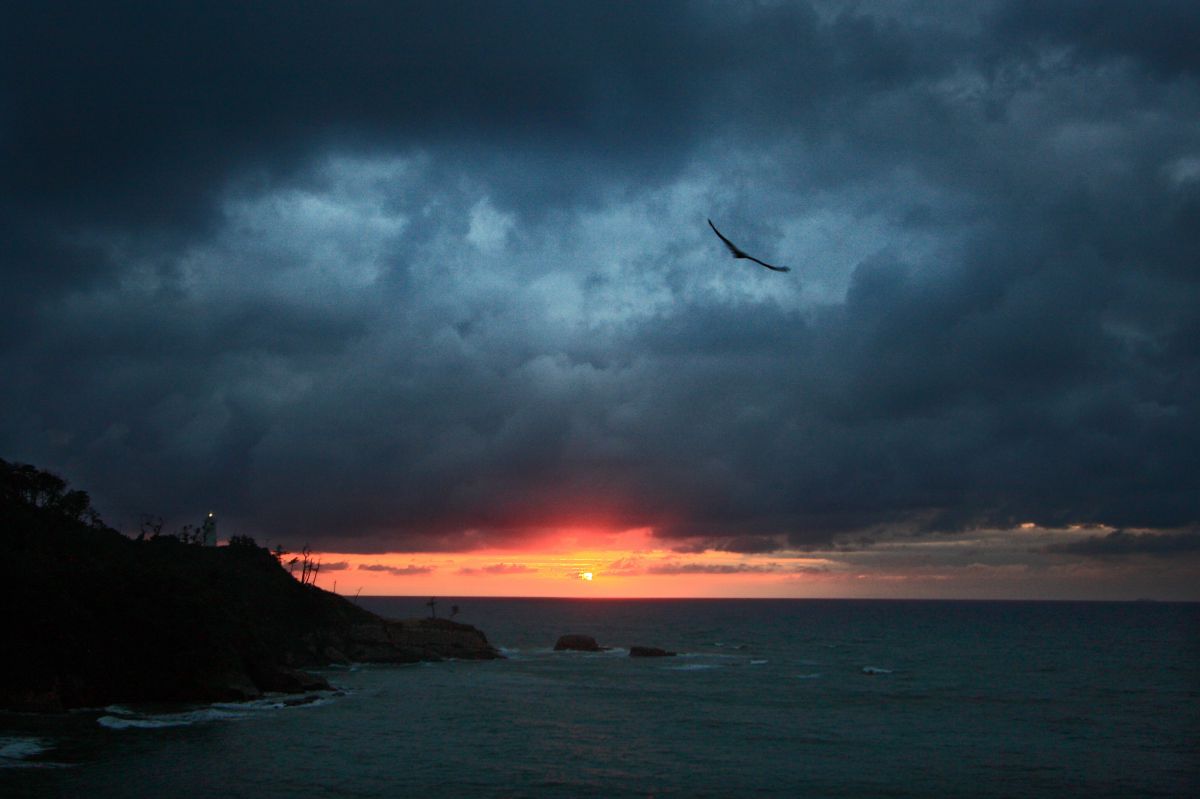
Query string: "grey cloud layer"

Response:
xmin=2 ymin=2 xmax=1197 ymax=553
xmin=1046 ymin=530 xmax=1200 ymax=558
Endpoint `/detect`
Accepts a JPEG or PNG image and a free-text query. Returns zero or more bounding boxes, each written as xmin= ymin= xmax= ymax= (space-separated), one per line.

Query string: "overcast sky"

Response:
xmin=3 ymin=2 xmax=1198 ymax=593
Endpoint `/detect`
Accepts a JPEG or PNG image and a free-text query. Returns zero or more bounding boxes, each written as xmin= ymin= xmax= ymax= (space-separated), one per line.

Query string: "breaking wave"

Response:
xmin=0 ymin=736 xmax=66 ymax=769
xmin=96 ymin=692 xmax=339 ymax=730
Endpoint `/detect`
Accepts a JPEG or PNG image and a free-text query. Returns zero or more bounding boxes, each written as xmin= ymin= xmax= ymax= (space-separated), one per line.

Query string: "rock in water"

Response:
xmin=345 ymin=617 xmax=502 ymax=663
xmin=629 ymin=646 xmax=676 ymax=657
xmin=554 ymin=634 xmax=602 ymax=652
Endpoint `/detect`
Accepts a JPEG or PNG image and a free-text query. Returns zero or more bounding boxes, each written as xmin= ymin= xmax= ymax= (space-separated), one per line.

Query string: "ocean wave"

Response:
xmin=553 ymin=646 xmax=629 ymax=657
xmin=98 ymin=708 xmax=245 ymax=729
xmin=1 ymin=736 xmax=52 ymax=766
xmin=665 ymin=663 xmax=719 ymax=671
xmin=749 ymin=659 xmax=768 ymax=665
xmin=218 ymin=692 xmax=340 ymax=711
xmin=679 ymin=651 xmax=740 ymax=660
xmin=861 ymin=666 xmax=893 ymax=675
xmin=97 ymin=692 xmax=339 ymax=730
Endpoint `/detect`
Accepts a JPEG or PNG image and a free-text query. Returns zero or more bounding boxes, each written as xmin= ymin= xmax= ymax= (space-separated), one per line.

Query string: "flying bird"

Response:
xmin=707 ymin=219 xmax=791 ymax=272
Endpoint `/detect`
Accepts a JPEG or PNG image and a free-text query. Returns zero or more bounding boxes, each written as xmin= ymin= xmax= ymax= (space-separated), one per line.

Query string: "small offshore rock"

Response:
xmin=345 ymin=617 xmax=502 ymax=662
xmin=554 ymin=634 xmax=602 ymax=652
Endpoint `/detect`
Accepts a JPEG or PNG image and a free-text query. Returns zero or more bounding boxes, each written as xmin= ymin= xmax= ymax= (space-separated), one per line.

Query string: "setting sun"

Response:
xmin=580 ymin=571 xmax=594 ymax=581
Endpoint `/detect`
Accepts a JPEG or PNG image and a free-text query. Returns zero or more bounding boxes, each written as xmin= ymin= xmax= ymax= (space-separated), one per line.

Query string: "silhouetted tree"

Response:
xmin=139 ymin=514 xmax=164 ymax=541
xmin=1 ymin=458 xmax=104 ymax=527
xmin=292 ymin=545 xmax=321 ymax=586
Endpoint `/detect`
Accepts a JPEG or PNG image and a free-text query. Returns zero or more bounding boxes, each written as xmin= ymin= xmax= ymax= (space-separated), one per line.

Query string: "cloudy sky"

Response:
xmin=3 ymin=1 xmax=1198 ymax=598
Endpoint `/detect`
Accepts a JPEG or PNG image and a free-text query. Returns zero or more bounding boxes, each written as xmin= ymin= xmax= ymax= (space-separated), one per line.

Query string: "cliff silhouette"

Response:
xmin=1 ymin=458 xmax=499 ymax=712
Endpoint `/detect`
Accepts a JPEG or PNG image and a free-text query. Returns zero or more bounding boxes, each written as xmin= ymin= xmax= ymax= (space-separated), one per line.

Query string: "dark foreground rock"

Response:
xmin=629 ymin=646 xmax=677 ymax=657
xmin=554 ymin=634 xmax=603 ymax=652
xmin=1 ymin=459 xmax=500 ymax=713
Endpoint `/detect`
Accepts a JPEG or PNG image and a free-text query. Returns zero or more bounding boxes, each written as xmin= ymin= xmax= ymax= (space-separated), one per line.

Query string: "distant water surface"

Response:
xmin=4 ymin=599 xmax=1197 ymax=797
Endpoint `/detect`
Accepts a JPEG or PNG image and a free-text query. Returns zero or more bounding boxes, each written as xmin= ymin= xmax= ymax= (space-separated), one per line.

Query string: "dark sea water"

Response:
xmin=4 ymin=599 xmax=1198 ymax=798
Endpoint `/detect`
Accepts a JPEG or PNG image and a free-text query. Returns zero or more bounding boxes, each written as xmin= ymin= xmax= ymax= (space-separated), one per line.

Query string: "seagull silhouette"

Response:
xmin=707 ymin=219 xmax=790 ymax=272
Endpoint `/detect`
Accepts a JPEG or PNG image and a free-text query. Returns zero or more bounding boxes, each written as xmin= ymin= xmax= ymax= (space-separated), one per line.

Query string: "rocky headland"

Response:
xmin=1 ymin=458 xmax=500 ymax=713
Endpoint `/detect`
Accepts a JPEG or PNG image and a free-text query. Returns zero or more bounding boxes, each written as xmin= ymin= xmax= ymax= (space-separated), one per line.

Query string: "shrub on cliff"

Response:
xmin=1 ymin=457 xmax=103 ymax=528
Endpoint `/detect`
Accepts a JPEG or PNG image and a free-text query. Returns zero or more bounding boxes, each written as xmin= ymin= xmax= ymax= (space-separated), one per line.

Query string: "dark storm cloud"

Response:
xmin=2 ymin=2 xmax=1198 ymax=556
xmin=1045 ymin=529 xmax=1200 ymax=558
xmin=993 ymin=0 xmax=1200 ymax=79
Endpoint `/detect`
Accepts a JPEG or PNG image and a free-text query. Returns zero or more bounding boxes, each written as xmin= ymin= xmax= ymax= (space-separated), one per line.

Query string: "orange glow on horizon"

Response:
xmin=279 ymin=522 xmax=1200 ymax=602
xmin=298 ymin=526 xmax=846 ymax=599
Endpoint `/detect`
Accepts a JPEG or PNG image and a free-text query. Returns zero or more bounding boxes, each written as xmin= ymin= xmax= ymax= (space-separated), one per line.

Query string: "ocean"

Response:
xmin=4 ymin=599 xmax=1197 ymax=798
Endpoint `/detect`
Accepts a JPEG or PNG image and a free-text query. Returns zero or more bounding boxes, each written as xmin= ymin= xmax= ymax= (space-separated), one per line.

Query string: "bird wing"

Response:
xmin=707 ymin=219 xmax=790 ymax=272
xmin=745 ymin=255 xmax=790 ymax=272
xmin=708 ymin=218 xmax=746 ymax=258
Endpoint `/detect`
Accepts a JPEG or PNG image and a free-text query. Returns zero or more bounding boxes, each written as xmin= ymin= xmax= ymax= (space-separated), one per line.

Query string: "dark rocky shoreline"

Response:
xmin=2 ymin=459 xmax=500 ymax=713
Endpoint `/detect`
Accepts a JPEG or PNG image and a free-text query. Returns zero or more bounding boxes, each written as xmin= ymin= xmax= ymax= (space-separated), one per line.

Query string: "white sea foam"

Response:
xmin=97 ymin=692 xmax=337 ymax=730
xmin=1 ymin=736 xmax=52 ymax=765
xmin=98 ymin=715 xmax=189 ymax=730
xmin=98 ymin=707 xmax=244 ymax=729
xmin=749 ymin=659 xmax=768 ymax=665
xmin=861 ymin=666 xmax=893 ymax=675
xmin=666 ymin=663 xmax=719 ymax=671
